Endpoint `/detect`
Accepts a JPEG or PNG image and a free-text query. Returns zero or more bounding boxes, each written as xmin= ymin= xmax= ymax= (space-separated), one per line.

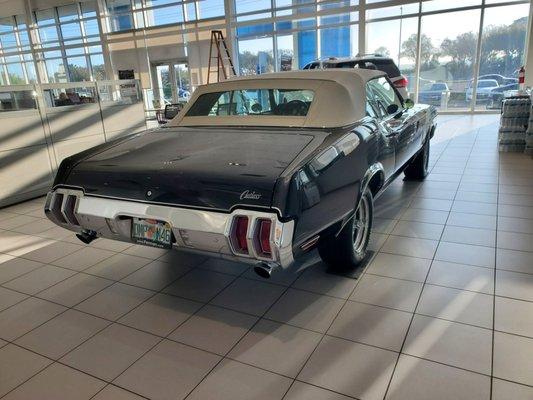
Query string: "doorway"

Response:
xmin=152 ymin=61 xmax=191 ymax=107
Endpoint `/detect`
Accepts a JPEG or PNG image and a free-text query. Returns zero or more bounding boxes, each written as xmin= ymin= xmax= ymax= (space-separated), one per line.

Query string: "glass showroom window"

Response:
xmin=418 ymin=9 xmax=480 ymax=110
xmin=349 ymin=22 xmax=358 ymax=57
xmin=366 ymin=16 xmax=418 ymax=96
xmin=293 ymin=29 xmax=317 ymax=68
xmin=238 ymin=36 xmax=274 ymax=75
xmin=476 ymin=3 xmax=529 ymax=110
xmin=233 ymin=0 xmax=361 ymax=72
xmin=0 ymin=15 xmax=35 ymax=85
xmin=320 ymin=26 xmax=350 ymax=58
xmin=277 ymin=35 xmax=294 ymax=71
xmin=35 ymin=9 xmax=60 ymax=47
xmin=141 ymin=0 xmax=185 ymax=27
xmin=198 ymin=0 xmax=224 ymax=19
xmin=107 ymin=0 xmax=225 ymax=31
xmin=317 ymin=0 xmax=357 ymax=58
xmin=44 ymin=56 xmax=67 ymax=82
xmin=141 ymin=0 xmax=224 ymax=28
xmin=273 ymin=14 xmax=317 ymax=69
xmin=318 ymin=14 xmax=353 ymax=59
xmin=35 ymin=3 xmax=106 ymax=83
xmin=235 ymin=0 xmax=272 ymax=21
xmin=107 ymin=0 xmax=134 ymax=31
xmin=421 ymin=0 xmax=481 ymax=13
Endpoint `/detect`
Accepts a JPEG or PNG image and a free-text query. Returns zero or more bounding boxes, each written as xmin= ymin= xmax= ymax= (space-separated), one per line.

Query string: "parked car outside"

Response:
xmin=303 ymin=54 xmax=410 ymax=99
xmin=466 ymin=79 xmax=499 ymax=102
xmin=45 ymin=70 xmax=436 ymax=277
xmin=418 ymin=82 xmax=451 ymax=107
xmin=178 ymin=88 xmax=191 ymax=102
xmin=478 ymin=74 xmax=518 ymax=86
xmin=486 ymin=83 xmax=520 ymax=109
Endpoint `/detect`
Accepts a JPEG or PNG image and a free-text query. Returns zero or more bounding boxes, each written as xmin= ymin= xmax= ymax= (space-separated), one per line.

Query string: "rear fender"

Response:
xmin=361 ymin=162 xmax=385 ymax=196
xmin=334 ymin=162 xmax=384 ymax=236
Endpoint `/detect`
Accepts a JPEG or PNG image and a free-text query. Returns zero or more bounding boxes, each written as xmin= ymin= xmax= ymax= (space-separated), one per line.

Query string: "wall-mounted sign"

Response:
xmin=119 ymin=83 xmax=138 ymax=99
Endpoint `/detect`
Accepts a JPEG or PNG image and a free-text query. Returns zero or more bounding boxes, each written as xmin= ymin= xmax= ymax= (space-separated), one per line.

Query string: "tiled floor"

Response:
xmin=0 ymin=114 xmax=532 ymax=400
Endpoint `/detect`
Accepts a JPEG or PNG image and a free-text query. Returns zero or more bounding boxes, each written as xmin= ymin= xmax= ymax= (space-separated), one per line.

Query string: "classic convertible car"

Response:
xmin=45 ymin=70 xmax=436 ymax=278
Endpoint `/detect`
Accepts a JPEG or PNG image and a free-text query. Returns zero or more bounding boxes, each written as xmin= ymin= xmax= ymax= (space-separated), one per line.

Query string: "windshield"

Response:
xmin=468 ymin=79 xmax=498 ymax=89
xmin=186 ymin=88 xmax=315 ymax=117
xmin=422 ymin=83 xmax=447 ymax=91
xmin=478 ymin=80 xmax=498 ymax=88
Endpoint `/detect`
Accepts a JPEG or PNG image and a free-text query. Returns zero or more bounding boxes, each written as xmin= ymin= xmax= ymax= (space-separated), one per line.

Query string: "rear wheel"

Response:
xmin=318 ymin=188 xmax=373 ymax=271
xmin=404 ymin=138 xmax=430 ymax=180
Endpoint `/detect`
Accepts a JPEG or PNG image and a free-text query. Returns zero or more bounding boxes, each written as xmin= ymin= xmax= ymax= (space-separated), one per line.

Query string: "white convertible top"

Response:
xmin=170 ymin=69 xmax=386 ymax=129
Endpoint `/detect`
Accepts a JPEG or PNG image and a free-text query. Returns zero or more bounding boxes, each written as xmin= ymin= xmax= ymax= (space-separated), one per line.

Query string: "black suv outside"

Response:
xmin=303 ymin=54 xmax=409 ymax=99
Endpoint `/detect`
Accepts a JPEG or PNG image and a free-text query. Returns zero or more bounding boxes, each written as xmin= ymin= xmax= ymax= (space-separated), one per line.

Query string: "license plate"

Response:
xmin=131 ymin=218 xmax=172 ymax=249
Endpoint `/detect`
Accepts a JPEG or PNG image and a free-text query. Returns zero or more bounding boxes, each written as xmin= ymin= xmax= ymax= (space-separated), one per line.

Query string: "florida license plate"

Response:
xmin=131 ymin=218 xmax=172 ymax=249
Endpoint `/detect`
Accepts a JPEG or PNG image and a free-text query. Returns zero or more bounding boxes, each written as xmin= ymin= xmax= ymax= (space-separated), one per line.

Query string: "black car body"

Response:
xmin=45 ymin=70 xmax=436 ymax=275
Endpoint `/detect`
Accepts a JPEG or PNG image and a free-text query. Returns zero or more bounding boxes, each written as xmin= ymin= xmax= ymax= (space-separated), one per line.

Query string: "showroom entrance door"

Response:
xmin=152 ymin=61 xmax=191 ymax=106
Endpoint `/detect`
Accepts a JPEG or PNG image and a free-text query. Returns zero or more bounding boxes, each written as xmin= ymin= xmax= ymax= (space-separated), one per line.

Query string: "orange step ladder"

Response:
xmin=207 ymin=30 xmax=236 ymax=84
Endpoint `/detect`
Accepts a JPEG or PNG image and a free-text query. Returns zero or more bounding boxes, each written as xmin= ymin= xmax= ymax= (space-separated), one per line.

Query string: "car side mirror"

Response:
xmin=387 ymin=104 xmax=399 ymax=115
xmin=164 ymin=104 xmax=182 ymax=120
xmin=404 ymin=98 xmax=415 ymax=109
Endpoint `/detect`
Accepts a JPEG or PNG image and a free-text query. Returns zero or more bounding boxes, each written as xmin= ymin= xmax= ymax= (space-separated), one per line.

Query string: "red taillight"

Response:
xmin=394 ymin=76 xmax=408 ymax=88
xmin=234 ymin=216 xmax=249 ymax=253
xmin=258 ymin=219 xmax=272 ymax=256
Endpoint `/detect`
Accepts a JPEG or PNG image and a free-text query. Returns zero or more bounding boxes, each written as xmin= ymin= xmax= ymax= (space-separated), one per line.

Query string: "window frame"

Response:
xmin=32 ymin=2 xmax=106 ymax=83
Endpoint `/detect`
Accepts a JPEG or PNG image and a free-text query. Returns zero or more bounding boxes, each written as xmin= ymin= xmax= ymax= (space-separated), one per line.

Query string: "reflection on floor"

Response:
xmin=0 ymin=114 xmax=532 ymax=400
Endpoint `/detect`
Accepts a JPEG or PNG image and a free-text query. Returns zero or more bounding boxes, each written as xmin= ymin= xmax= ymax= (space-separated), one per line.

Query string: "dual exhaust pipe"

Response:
xmin=76 ymin=230 xmax=97 ymax=244
xmin=254 ymin=263 xmax=274 ymax=279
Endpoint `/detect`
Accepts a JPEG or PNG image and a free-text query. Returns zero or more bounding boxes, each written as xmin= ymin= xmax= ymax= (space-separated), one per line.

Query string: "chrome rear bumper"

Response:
xmin=45 ymin=188 xmax=295 ymax=269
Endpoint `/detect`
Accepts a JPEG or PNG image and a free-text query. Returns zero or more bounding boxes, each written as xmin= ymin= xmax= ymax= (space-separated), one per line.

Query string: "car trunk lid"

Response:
xmin=63 ymin=127 xmax=317 ymax=211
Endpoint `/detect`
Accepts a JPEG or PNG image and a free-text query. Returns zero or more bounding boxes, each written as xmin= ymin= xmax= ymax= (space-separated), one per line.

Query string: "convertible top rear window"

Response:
xmin=186 ymin=88 xmax=314 ymax=117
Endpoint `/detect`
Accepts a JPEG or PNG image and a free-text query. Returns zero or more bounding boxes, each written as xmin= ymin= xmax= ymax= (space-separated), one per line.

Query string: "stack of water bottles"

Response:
xmin=499 ymin=96 xmax=531 ymax=152
xmin=527 ymin=96 xmax=533 ymax=155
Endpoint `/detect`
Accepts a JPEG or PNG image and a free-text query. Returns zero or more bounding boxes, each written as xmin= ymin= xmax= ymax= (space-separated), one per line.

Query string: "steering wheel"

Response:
xmin=251 ymin=103 xmax=262 ymax=113
xmin=284 ymin=100 xmax=309 ymax=116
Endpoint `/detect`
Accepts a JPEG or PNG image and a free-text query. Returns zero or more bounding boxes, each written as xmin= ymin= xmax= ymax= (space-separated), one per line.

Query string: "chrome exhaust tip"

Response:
xmin=254 ymin=263 xmax=273 ymax=279
xmin=76 ymin=230 xmax=97 ymax=244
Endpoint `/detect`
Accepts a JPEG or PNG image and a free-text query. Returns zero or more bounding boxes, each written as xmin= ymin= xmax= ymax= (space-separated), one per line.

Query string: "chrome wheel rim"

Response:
xmin=353 ymin=195 xmax=370 ymax=253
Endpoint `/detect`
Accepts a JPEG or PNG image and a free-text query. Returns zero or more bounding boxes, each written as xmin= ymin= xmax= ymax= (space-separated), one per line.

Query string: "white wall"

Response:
xmin=106 ymin=19 xmax=227 ymax=90
xmin=0 ymin=95 xmax=147 ymax=207
xmin=0 ymin=0 xmax=25 ymax=16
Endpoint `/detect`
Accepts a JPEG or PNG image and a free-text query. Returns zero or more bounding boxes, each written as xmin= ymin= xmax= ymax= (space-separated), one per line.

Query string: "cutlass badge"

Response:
xmin=240 ymin=190 xmax=262 ymax=200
